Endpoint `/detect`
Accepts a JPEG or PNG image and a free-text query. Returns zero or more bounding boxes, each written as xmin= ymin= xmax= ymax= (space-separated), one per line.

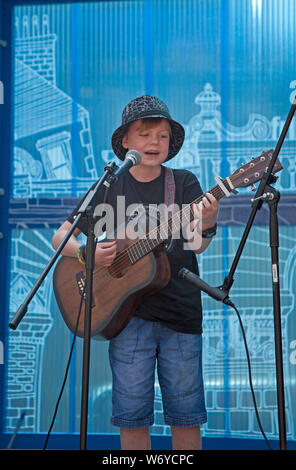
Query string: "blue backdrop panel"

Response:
xmin=2 ymin=0 xmax=296 ymax=444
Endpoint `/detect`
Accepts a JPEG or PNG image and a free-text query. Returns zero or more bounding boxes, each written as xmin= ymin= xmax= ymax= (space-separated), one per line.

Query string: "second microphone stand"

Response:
xmin=220 ymin=97 xmax=296 ymax=450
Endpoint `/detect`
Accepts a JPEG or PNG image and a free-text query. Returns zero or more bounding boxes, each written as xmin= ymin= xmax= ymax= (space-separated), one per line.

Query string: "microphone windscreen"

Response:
xmin=126 ymin=149 xmax=141 ymax=165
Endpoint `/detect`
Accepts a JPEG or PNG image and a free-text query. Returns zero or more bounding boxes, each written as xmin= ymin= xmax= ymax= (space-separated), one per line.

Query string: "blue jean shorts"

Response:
xmin=108 ymin=317 xmax=207 ymax=429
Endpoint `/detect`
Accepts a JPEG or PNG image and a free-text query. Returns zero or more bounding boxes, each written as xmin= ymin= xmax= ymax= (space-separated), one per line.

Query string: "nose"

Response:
xmin=150 ymin=132 xmax=160 ymax=144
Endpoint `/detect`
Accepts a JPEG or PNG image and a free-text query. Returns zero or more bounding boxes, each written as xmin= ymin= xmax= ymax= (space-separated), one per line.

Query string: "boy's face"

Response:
xmin=121 ymin=118 xmax=171 ymax=169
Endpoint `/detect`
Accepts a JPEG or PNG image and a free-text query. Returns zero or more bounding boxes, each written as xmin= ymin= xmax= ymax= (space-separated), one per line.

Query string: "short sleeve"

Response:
xmin=181 ymin=170 xmax=203 ymax=205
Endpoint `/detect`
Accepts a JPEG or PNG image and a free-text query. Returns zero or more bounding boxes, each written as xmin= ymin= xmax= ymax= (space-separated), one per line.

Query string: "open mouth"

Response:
xmin=145 ymin=151 xmax=159 ymax=155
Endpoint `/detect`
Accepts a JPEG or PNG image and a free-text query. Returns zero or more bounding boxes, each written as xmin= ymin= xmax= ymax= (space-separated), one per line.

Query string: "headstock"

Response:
xmin=229 ymin=150 xmax=283 ymax=189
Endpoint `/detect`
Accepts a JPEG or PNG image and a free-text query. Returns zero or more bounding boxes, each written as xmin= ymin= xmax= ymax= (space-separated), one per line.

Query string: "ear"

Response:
xmin=122 ymin=134 xmax=129 ymax=149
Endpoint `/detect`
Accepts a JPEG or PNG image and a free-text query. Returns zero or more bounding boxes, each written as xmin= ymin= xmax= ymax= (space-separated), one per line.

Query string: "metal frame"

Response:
xmin=0 ymin=0 xmax=14 ymax=443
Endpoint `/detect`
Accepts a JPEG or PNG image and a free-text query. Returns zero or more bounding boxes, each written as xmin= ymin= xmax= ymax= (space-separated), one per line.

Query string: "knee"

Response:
xmin=170 ymin=425 xmax=201 ymax=450
xmin=120 ymin=427 xmax=151 ymax=450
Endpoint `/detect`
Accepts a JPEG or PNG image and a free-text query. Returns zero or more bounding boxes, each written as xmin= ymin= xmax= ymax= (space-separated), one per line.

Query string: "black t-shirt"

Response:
xmin=67 ymin=166 xmax=204 ymax=334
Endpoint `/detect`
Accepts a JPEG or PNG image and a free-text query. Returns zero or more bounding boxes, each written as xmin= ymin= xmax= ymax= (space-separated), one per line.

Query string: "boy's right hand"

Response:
xmin=94 ymin=240 xmax=117 ymax=267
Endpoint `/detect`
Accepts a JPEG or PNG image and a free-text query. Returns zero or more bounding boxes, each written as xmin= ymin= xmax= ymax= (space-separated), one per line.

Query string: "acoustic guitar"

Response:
xmin=53 ymin=150 xmax=282 ymax=340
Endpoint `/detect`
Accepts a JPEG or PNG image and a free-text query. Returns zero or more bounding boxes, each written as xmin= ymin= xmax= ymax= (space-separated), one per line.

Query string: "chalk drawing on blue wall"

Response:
xmin=174 ymin=83 xmax=296 ymax=195
xmin=5 ymin=13 xmax=296 ymax=440
xmin=7 ymin=230 xmax=54 ymax=433
xmin=13 ymin=14 xmax=97 ymax=199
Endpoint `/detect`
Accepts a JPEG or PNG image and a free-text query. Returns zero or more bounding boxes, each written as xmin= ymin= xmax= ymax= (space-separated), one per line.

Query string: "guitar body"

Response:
xmin=53 ymin=228 xmax=171 ymax=340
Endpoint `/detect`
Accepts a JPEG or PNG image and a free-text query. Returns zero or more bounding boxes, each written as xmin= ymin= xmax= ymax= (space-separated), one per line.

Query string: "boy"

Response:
xmin=52 ymin=95 xmax=219 ymax=449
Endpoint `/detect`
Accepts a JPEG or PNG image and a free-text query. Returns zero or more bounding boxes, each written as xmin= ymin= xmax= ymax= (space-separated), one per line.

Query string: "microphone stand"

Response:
xmin=219 ymin=97 xmax=296 ymax=450
xmin=9 ymin=161 xmax=119 ymax=450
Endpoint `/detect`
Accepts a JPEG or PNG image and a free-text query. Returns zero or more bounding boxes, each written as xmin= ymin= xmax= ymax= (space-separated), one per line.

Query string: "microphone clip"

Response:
xmin=103 ymin=161 xmax=119 ymax=187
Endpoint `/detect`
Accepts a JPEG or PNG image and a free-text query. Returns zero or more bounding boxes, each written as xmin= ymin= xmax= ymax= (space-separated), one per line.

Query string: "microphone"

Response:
xmin=178 ymin=267 xmax=233 ymax=306
xmin=113 ymin=149 xmax=141 ymax=179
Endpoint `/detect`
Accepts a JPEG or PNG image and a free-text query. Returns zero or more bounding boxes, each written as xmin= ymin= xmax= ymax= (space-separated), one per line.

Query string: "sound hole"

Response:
xmin=108 ymin=266 xmax=124 ymax=278
xmin=108 ymin=252 xmax=131 ymax=278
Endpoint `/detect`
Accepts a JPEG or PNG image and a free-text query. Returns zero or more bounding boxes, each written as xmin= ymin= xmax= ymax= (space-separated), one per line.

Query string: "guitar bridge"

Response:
xmin=75 ymin=271 xmax=96 ymax=307
xmin=76 ymin=271 xmax=86 ymax=298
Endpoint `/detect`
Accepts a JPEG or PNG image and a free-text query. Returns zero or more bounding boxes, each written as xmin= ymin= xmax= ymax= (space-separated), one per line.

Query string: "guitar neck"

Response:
xmin=126 ymin=177 xmax=230 ymax=264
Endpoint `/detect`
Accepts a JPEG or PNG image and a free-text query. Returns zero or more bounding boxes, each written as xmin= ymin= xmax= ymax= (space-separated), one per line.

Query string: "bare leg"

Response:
xmin=120 ymin=427 xmax=151 ymax=450
xmin=171 ymin=426 xmax=201 ymax=450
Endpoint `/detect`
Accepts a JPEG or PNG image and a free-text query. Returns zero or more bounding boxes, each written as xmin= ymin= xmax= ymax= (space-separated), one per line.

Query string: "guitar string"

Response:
xmin=105 ymin=157 xmax=275 ymax=277
xmin=90 ymin=184 xmax=225 ymax=280
xmin=79 ymin=156 xmax=272 ymax=282
xmin=95 ymin=184 xmax=225 ymax=279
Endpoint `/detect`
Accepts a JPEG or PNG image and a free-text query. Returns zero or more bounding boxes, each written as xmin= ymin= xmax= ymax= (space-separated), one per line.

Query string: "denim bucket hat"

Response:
xmin=111 ymin=95 xmax=185 ymax=161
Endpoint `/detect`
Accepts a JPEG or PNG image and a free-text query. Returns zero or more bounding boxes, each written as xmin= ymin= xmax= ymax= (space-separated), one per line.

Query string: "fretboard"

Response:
xmin=125 ymin=178 xmax=230 ymax=264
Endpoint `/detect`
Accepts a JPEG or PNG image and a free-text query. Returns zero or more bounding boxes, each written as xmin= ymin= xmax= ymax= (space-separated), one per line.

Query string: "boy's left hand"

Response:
xmin=192 ymin=192 xmax=219 ymax=230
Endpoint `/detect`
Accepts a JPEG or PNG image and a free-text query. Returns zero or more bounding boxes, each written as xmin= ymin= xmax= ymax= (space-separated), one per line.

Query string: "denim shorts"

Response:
xmin=108 ymin=317 xmax=207 ymax=429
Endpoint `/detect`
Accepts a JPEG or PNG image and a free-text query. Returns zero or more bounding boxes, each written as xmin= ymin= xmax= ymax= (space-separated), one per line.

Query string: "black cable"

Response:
xmin=43 ymin=293 xmax=84 ymax=450
xmin=227 ymin=300 xmax=273 ymax=450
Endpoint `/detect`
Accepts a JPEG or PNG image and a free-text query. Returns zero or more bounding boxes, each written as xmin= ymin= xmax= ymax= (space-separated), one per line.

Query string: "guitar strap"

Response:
xmin=164 ymin=167 xmax=176 ymax=252
xmin=164 ymin=167 xmax=175 ymax=210
xmin=127 ymin=167 xmax=176 ymax=249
